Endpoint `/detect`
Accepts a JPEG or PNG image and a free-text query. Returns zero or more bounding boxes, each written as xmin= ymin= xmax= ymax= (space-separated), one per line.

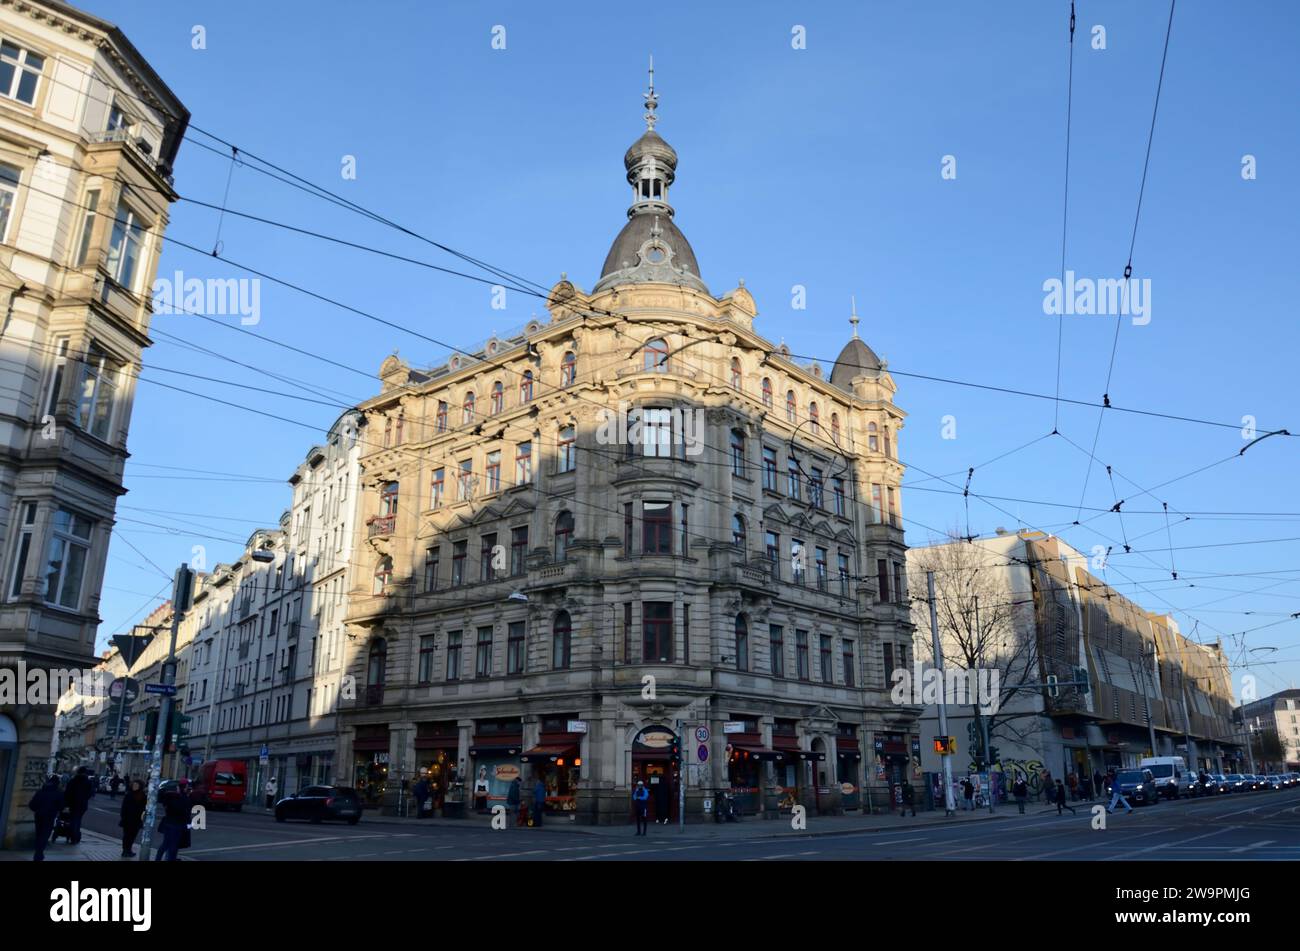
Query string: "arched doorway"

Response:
xmin=630 ymin=725 xmax=679 ymax=823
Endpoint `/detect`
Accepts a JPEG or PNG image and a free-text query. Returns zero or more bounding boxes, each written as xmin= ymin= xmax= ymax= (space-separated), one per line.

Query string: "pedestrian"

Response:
xmin=1106 ymin=770 xmax=1133 ymax=815
xmin=119 ymin=779 xmax=146 ymax=857
xmin=961 ymin=777 xmax=975 ymax=811
xmin=1078 ymin=769 xmax=1092 ymax=801
xmin=1054 ymin=779 xmax=1076 ymax=815
xmin=64 ymin=766 xmax=94 ymax=844
xmin=1093 ymin=770 xmax=1104 ymax=798
xmin=109 ymin=772 xmax=122 ymax=799
xmin=474 ymin=767 xmax=490 ymax=813
xmin=1039 ymin=769 xmax=1052 ymax=802
xmin=532 ymin=776 xmax=546 ymax=828
xmin=28 ymin=776 xmax=62 ymax=862
xmin=413 ymin=776 xmax=430 ymax=818
xmin=154 ymin=780 xmax=192 ymax=862
xmin=1067 ymin=772 xmax=1078 ymax=801
xmin=900 ymin=780 xmax=916 ymax=817
xmin=264 ymin=775 xmax=278 ymax=811
xmin=506 ymin=776 xmax=521 ymax=826
xmin=632 ymin=780 xmax=650 ymax=835
xmin=1013 ymin=776 xmax=1029 ymax=814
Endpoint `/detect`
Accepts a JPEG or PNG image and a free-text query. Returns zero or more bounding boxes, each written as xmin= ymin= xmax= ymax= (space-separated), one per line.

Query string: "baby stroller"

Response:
xmin=51 ymin=809 xmax=76 ymax=844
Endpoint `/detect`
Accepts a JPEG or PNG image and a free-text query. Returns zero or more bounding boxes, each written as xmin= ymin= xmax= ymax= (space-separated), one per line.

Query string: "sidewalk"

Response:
xmin=0 ymin=828 xmax=125 ymax=862
xmin=357 ymin=803 xmax=1023 ymax=840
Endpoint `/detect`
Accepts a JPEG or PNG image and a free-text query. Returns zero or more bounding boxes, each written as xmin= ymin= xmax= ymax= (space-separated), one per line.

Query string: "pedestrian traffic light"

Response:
xmin=933 ymin=737 xmax=947 ymax=754
xmin=144 ymin=709 xmax=159 ymax=745
xmin=669 ymin=740 xmax=681 ymax=763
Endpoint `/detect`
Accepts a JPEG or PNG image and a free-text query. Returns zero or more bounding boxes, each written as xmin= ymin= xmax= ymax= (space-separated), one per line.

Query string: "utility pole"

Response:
xmin=929 ymin=572 xmax=955 ymax=815
xmin=1141 ymin=644 xmax=1159 ymax=757
xmin=137 ymin=564 xmax=192 ymax=862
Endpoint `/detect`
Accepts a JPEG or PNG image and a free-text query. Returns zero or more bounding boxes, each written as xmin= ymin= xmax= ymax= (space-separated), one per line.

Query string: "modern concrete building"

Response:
xmin=910 ymin=531 xmax=1240 ymax=801
xmin=0 ymin=0 xmax=187 ymax=848
xmin=336 ymin=79 xmax=917 ymax=823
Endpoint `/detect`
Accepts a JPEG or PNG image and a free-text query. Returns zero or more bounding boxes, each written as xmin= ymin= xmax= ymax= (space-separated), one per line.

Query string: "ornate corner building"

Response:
xmin=337 ymin=78 xmax=918 ymax=822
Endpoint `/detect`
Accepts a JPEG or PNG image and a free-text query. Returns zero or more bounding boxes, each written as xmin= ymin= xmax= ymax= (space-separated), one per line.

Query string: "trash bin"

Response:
xmin=442 ymin=799 xmax=464 ymax=818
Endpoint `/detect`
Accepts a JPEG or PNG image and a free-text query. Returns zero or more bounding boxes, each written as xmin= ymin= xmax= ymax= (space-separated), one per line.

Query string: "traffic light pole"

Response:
xmin=928 ymin=572 xmax=956 ymax=816
xmin=137 ymin=564 xmax=191 ymax=862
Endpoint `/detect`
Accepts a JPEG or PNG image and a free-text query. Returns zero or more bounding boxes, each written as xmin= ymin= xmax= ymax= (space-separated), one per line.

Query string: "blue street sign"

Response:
xmin=144 ymin=683 xmax=176 ymax=696
xmin=260 ymin=743 xmax=269 ymax=757
xmin=697 ymin=744 xmax=709 ymax=763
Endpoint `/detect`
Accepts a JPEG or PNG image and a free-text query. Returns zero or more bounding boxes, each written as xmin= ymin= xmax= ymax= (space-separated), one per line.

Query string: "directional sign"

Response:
xmin=697 ymin=744 xmax=709 ymax=763
xmin=144 ymin=683 xmax=176 ymax=696
xmin=694 ymin=726 xmax=710 ymax=744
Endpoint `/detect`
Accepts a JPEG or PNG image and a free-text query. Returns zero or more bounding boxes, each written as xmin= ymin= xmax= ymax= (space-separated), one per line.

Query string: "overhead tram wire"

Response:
xmin=1054 ymin=0 xmax=1078 ymax=432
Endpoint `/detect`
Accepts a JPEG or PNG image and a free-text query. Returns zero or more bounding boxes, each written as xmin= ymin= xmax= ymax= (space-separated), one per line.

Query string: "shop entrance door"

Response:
xmin=632 ymin=759 xmax=676 ymax=822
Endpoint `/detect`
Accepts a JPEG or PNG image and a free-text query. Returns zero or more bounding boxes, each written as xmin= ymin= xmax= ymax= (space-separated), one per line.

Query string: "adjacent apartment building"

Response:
xmin=910 ymin=531 xmax=1240 ymax=799
xmin=0 ymin=0 xmax=186 ymax=849
xmin=335 ymin=83 xmax=918 ymax=823
xmin=1237 ymin=688 xmax=1300 ymax=773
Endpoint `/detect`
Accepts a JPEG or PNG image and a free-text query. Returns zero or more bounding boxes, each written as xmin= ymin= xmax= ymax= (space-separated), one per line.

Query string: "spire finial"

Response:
xmin=849 ymin=296 xmax=860 ymax=339
xmin=643 ymin=55 xmax=658 ymax=130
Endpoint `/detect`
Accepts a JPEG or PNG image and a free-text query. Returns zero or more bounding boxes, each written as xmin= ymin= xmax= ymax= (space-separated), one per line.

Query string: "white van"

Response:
xmin=1139 ymin=756 xmax=1191 ymax=799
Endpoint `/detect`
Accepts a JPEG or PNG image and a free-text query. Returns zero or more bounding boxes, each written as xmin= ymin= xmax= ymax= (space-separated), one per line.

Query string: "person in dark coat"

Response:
xmin=961 ymin=778 xmax=975 ymax=811
xmin=64 ymin=767 xmax=94 ymax=844
xmin=632 ymin=780 xmax=650 ymax=835
xmin=1013 ymin=777 xmax=1029 ymax=814
xmin=119 ymin=779 xmax=147 ymax=857
xmin=531 ymin=777 xmax=546 ymax=828
xmin=1093 ymin=770 xmax=1104 ymax=797
xmin=1054 ymin=779 xmax=1076 ymax=815
xmin=413 ymin=777 xmax=430 ymax=818
xmin=506 ymin=777 xmax=521 ymax=826
xmin=900 ymin=780 xmax=916 ymax=817
xmin=28 ymin=776 xmax=63 ymax=861
xmin=154 ymin=780 xmax=192 ymax=862
xmin=109 ymin=773 xmax=122 ymax=798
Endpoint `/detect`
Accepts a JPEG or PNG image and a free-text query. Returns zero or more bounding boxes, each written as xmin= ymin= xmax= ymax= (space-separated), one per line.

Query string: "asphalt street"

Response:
xmin=80 ymin=787 xmax=1300 ymax=861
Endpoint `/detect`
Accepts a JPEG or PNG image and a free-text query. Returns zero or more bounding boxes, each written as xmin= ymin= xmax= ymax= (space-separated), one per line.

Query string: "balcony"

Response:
xmin=367 ymin=515 xmax=395 ymax=538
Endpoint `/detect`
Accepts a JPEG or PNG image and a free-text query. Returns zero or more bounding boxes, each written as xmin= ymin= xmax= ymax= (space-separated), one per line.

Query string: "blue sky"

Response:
xmin=92 ymin=1 xmax=1300 ymax=698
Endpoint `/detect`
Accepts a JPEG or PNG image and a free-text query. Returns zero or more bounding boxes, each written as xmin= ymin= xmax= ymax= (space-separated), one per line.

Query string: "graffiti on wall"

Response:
xmin=974 ymin=758 xmax=1046 ymax=794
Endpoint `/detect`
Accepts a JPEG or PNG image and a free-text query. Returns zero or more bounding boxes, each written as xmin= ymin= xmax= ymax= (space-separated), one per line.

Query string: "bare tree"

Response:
xmin=908 ymin=533 xmax=1040 ymax=772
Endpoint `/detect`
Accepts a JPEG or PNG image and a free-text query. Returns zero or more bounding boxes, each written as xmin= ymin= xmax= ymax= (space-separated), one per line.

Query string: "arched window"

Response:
xmin=490 ymin=381 xmax=504 ymax=415
xmin=831 ymin=413 xmax=841 ymax=445
xmin=561 ymin=351 xmax=576 ymax=387
xmin=809 ymin=401 xmax=820 ymax=434
xmin=732 ymin=513 xmax=747 ymax=550
xmin=372 ymin=556 xmax=392 ymax=595
xmin=552 ymin=610 xmax=572 ymax=670
xmin=462 ymin=391 xmax=476 ymax=424
xmin=761 ymin=377 xmax=773 ymax=409
xmin=868 ymin=421 xmax=879 ymax=453
xmin=730 ymin=357 xmax=742 ymax=390
xmin=786 ymin=390 xmax=797 ymax=423
xmin=519 ymin=370 xmax=534 ymax=402
xmin=734 ymin=615 xmax=749 ymax=672
xmin=554 ymin=510 xmax=574 ymax=560
xmin=644 ymin=337 xmax=669 ymax=373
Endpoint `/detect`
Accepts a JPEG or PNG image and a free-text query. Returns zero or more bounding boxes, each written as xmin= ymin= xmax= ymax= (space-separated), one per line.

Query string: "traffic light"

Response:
xmin=933 ymin=737 xmax=947 ymax=754
xmin=144 ymin=709 xmax=159 ymax=746
xmin=166 ymin=708 xmax=193 ymax=754
xmin=669 ymin=740 xmax=681 ymax=763
xmin=1075 ymin=667 xmax=1090 ymax=695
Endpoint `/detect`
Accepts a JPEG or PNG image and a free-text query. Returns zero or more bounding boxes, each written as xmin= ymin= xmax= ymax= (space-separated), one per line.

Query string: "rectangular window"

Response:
xmin=451 ymin=540 xmax=467 ymax=587
xmin=639 ymin=407 xmax=672 ymax=458
xmin=515 ymin=440 xmax=532 ymax=485
xmin=765 ymin=531 xmax=780 ymax=580
xmin=842 ymin=640 xmax=856 ymax=687
xmin=791 ymin=539 xmax=805 ymax=585
xmin=510 ymin=526 xmax=528 ymax=576
xmin=872 ymin=484 xmax=883 ymax=523
xmin=105 ymin=201 xmax=146 ymax=290
xmin=643 ymin=602 xmax=674 ymax=663
xmin=418 ymin=635 xmax=436 ymax=684
xmin=480 ymin=533 xmax=498 ymax=582
xmin=446 ymin=631 xmax=462 ymax=681
xmin=887 ymin=486 xmax=898 ymax=527
xmin=0 ymin=40 xmax=44 ymax=105
xmin=76 ymin=344 xmax=119 ymax=440
xmin=736 ymin=619 xmax=749 ymax=672
xmin=623 ymin=502 xmax=633 ymax=554
xmin=475 ymin=626 xmax=493 ymax=678
xmin=810 ymin=467 xmax=824 ymax=509
xmin=436 ymin=401 xmax=448 ymax=433
xmin=795 ymin=630 xmax=810 ymax=681
xmin=6 ymin=501 xmax=36 ymax=599
xmin=838 ymin=552 xmax=850 ymax=596
xmin=730 ymin=429 xmax=745 ymax=476
xmin=819 ymin=635 xmax=833 ymax=683
xmin=832 ymin=477 xmax=845 ymax=516
xmin=893 ymin=562 xmax=904 ymax=604
xmin=877 ymin=559 xmax=890 ymax=603
xmin=507 ymin=622 xmax=525 ymax=675
xmin=623 ymin=602 xmax=633 ymax=663
xmin=682 ymin=603 xmax=690 ymax=662
xmin=458 ymin=459 xmax=473 ymax=500
xmin=431 ymin=468 xmax=445 ymax=508
xmin=787 ymin=458 xmax=801 ymax=500
xmin=769 ymin=625 xmax=785 ymax=677
xmin=762 ymin=446 xmax=778 ymax=490
xmin=558 ymin=426 xmax=576 ymax=473
xmin=642 ymin=501 xmax=672 ymax=555
xmin=44 ymin=507 xmax=93 ymax=610
xmin=680 ymin=503 xmax=689 ymax=556
xmin=79 ymin=188 xmax=103 ymax=265
xmin=883 ymin=643 xmax=894 ymax=688
xmin=43 ymin=338 xmax=68 ymax=419
xmin=485 ymin=451 xmax=501 ymax=494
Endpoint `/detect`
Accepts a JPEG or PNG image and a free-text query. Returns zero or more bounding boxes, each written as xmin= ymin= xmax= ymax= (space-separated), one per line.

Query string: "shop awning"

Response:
xmin=728 ymin=745 xmax=788 ymax=762
xmin=469 ymin=745 xmax=521 ymax=757
xmin=792 ymin=750 xmax=827 ymax=762
xmin=520 ymin=744 xmax=577 ymax=764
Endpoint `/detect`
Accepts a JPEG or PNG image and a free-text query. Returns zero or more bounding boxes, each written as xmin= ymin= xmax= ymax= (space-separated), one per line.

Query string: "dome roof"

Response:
xmin=830 ymin=337 xmax=882 ymax=389
xmin=595 ymin=212 xmax=705 ymax=293
xmin=624 ymin=129 xmax=677 ymax=170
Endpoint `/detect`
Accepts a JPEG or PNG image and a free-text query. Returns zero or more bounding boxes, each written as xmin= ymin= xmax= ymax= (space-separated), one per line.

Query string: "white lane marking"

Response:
xmin=184 ymin=833 xmax=399 ymax=855
xmin=1230 ymin=839 xmax=1276 ymax=853
xmin=1013 ymin=828 xmax=1172 ymax=861
xmin=1112 ymin=826 xmax=1237 ymax=860
xmin=454 ymin=849 xmax=550 ymax=861
xmin=742 ymin=851 xmax=820 ymax=861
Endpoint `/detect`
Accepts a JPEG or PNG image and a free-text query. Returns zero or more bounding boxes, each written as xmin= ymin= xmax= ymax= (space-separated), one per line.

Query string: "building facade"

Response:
xmin=0 ymin=0 xmax=186 ymax=848
xmin=336 ymin=84 xmax=918 ymax=823
xmin=1238 ymin=688 xmax=1300 ymax=773
xmin=911 ymin=532 xmax=1241 ymax=800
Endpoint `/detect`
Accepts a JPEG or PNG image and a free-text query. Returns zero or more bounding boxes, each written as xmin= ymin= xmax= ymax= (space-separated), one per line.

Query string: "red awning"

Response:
xmin=520 ymin=744 xmax=577 ymax=763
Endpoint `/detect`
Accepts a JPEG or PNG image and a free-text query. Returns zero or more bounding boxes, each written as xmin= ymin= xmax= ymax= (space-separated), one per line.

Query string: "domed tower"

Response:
xmin=830 ymin=298 xmax=883 ymax=391
xmin=593 ymin=59 xmax=708 ymax=295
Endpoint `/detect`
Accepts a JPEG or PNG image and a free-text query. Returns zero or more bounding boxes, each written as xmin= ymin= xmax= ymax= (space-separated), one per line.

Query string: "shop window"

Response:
xmin=552 ymin=611 xmax=571 ymax=670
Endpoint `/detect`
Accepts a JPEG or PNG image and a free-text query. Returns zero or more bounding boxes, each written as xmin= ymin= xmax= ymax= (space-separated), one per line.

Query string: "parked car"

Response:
xmin=1262 ymin=775 xmax=1283 ymax=790
xmin=1209 ymin=774 xmax=1231 ymax=794
xmin=191 ymin=759 xmax=247 ymax=811
xmin=1222 ymin=774 xmax=1248 ymax=792
xmin=1113 ymin=768 xmax=1161 ymax=806
xmin=274 ymin=785 xmax=362 ymax=825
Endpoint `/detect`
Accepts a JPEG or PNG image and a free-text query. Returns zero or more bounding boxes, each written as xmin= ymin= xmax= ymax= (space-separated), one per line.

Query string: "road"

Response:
xmin=80 ymin=787 xmax=1300 ymax=861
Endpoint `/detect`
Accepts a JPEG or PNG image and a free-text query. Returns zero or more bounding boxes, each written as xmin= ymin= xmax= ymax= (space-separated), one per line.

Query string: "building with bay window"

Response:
xmin=337 ymin=77 xmax=918 ymax=822
xmin=0 ymin=0 xmax=187 ymax=849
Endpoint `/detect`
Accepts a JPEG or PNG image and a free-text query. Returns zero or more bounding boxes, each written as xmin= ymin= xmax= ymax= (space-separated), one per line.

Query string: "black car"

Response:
xmin=274 ymin=785 xmax=362 ymax=824
xmin=1113 ymin=769 xmax=1160 ymax=805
